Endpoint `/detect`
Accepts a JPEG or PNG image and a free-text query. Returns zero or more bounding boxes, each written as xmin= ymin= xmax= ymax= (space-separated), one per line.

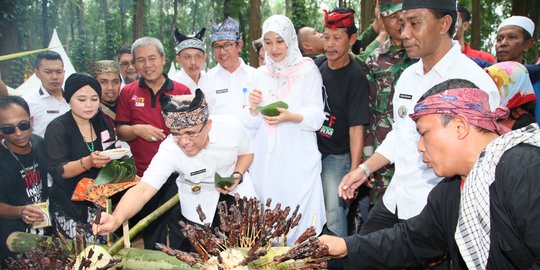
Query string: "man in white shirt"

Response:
xmin=171 ymin=28 xmax=207 ymax=92
xmin=199 ymin=16 xmax=256 ymax=123
xmin=23 ymin=51 xmax=70 ymax=137
xmin=93 ymin=89 xmax=256 ymax=251
xmin=339 ymin=0 xmax=500 ymax=234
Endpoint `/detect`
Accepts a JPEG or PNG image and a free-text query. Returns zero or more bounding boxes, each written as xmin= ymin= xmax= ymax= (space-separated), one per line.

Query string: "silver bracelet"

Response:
xmin=358 ymin=163 xmax=371 ymax=176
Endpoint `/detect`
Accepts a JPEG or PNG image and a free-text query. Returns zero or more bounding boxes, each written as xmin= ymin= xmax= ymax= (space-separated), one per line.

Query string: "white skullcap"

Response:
xmin=498 ymin=16 xmax=535 ymax=37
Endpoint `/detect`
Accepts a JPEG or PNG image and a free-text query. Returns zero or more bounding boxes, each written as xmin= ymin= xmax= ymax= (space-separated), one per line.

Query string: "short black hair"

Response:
xmin=0 ymin=96 xmax=31 ymax=116
xmin=457 ymin=5 xmax=471 ymax=22
xmin=430 ymin=9 xmax=458 ymax=37
xmin=328 ymin=7 xmax=358 ymax=38
xmin=34 ymin=51 xmax=63 ymax=70
xmin=522 ymin=28 xmax=532 ymax=40
xmin=116 ymin=45 xmax=132 ymax=61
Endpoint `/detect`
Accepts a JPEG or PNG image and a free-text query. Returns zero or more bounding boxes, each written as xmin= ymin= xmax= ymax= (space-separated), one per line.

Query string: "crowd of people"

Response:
xmin=1 ymin=0 xmax=539 ymax=268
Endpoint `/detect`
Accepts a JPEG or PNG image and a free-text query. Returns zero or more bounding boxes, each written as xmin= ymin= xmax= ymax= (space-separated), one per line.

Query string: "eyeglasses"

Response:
xmin=0 ymin=120 xmax=31 ymax=135
xmin=212 ymin=43 xmax=235 ymax=52
xmin=119 ymin=61 xmax=134 ymax=67
xmin=172 ymin=121 xmax=207 ymax=141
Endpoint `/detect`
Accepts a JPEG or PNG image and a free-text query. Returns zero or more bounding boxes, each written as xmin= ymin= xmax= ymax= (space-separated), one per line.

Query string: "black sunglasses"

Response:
xmin=0 ymin=120 xmax=32 ymax=135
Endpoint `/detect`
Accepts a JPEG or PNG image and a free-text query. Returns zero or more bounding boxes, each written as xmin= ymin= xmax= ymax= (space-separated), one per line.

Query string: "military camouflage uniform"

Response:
xmin=363 ymin=39 xmax=417 ymax=204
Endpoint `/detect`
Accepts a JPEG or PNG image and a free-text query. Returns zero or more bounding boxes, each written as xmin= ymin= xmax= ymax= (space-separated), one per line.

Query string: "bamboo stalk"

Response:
xmin=0 ymin=46 xmax=63 ymax=61
xmin=108 ymin=193 xmax=179 ymax=256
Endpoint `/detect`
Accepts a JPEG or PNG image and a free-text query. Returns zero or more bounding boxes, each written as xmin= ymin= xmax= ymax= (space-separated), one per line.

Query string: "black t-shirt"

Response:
xmin=0 ymin=134 xmax=50 ymax=262
xmin=315 ymin=56 xmax=370 ymax=155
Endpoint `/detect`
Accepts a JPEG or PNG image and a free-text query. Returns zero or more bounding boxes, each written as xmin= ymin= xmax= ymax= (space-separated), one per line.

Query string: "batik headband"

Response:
xmin=161 ymin=89 xmax=208 ymax=130
xmin=409 ymin=88 xmax=510 ymax=135
xmin=323 ymin=9 xmax=355 ymax=29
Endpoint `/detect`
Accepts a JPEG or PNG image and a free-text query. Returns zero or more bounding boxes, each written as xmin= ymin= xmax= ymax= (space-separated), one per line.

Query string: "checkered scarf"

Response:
xmin=455 ymin=123 xmax=540 ymax=269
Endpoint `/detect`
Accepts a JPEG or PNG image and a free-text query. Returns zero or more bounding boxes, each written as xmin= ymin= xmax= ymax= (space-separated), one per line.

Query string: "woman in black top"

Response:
xmin=45 ymin=73 xmax=116 ymax=241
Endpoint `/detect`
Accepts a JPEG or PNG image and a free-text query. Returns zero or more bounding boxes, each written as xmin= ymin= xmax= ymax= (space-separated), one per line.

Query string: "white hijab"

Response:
xmin=262 ymin=15 xmax=311 ymax=76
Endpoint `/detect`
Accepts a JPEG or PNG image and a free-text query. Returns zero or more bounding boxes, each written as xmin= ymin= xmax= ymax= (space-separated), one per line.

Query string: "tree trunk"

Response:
xmin=102 ymin=0 xmax=115 ymax=59
xmin=171 ymin=0 xmax=178 ymax=34
xmin=285 ymin=0 xmax=291 ymax=17
xmin=191 ymin=1 xmax=199 ymax=33
xmin=223 ymin=0 xmax=228 ymax=20
xmin=360 ymin=0 xmax=376 ymax=33
xmin=159 ymin=0 xmax=164 ymax=37
xmin=75 ymin=0 xmax=85 ymax=37
xmin=70 ymin=2 xmax=75 ymax=41
xmin=339 ymin=0 xmax=344 ymax=8
xmin=41 ymin=0 xmax=49 ymax=48
xmin=470 ymin=0 xmax=480 ymax=49
xmin=249 ymin=0 xmax=262 ymax=67
xmin=511 ymin=0 xmax=528 ymax=16
xmin=0 ymin=1 xmax=20 ymax=85
xmin=133 ymin=0 xmax=145 ymax=40
xmin=120 ymin=0 xmax=126 ymax=42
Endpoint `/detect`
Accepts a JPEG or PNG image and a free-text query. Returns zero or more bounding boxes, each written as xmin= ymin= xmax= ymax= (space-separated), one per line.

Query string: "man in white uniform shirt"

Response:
xmin=171 ymin=28 xmax=207 ymax=92
xmin=23 ymin=51 xmax=70 ymax=137
xmin=339 ymin=0 xmax=500 ymax=234
xmin=199 ymin=16 xmax=256 ymax=123
xmin=93 ymin=89 xmax=257 ymax=251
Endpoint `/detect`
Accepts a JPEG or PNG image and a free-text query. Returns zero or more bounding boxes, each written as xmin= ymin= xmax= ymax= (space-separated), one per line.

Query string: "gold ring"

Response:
xmin=342 ymin=185 xmax=348 ymax=190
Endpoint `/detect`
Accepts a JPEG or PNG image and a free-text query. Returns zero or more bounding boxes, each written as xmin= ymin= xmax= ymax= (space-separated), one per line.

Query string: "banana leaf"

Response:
xmin=214 ymin=172 xmax=235 ymax=189
xmin=94 ymin=157 xmax=136 ymax=185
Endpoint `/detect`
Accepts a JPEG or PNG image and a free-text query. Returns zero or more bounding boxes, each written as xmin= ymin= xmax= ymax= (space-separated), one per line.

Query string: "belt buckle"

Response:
xmin=191 ymin=183 xmax=201 ymax=192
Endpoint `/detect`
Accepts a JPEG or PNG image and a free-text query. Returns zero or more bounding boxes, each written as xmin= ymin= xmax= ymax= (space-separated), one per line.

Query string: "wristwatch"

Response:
xmin=232 ymin=171 xmax=244 ymax=184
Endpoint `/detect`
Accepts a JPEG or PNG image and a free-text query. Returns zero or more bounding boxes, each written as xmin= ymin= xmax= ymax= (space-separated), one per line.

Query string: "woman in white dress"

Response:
xmin=246 ymin=14 xmax=326 ymax=245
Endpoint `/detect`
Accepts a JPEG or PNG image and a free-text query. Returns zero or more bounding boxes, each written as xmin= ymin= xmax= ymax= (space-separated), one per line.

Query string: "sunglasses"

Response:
xmin=0 ymin=120 xmax=31 ymax=135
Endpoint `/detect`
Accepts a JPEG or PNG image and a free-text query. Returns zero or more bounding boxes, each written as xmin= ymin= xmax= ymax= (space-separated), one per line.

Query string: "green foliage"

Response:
xmin=291 ymin=0 xmax=310 ymax=29
xmin=70 ymin=34 xmax=91 ymax=73
xmin=5 ymin=0 xmax=538 ymax=88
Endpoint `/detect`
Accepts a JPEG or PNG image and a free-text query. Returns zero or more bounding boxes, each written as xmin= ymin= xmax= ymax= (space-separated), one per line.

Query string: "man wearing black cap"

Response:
xmin=339 ymin=0 xmax=500 ymax=236
xmin=93 ymin=90 xmax=257 ymax=251
xmin=171 ymin=28 xmax=207 ymax=92
xmin=320 ymin=79 xmax=540 ymax=269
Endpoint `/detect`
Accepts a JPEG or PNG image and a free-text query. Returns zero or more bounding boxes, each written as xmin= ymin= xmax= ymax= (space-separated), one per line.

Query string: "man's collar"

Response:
xmin=39 ymin=86 xmax=56 ymax=99
xmin=138 ymin=73 xmax=174 ymax=91
xmin=415 ymin=41 xmax=460 ymax=76
xmin=217 ymin=58 xmax=246 ymax=74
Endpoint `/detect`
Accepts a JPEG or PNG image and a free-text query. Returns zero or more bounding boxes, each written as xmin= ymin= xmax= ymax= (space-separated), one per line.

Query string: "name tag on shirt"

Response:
xmin=190 ymin=168 xmax=207 ymax=176
xmin=216 ymin=89 xmax=228 ymax=94
xmin=46 ymin=110 xmax=60 ymax=114
xmin=399 ymin=94 xmax=413 ymax=100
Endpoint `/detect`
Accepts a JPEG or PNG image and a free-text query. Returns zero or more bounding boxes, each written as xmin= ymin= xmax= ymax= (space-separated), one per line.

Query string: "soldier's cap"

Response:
xmin=89 ymin=60 xmax=120 ymax=78
xmin=402 ymin=0 xmax=456 ymax=11
xmin=211 ymin=16 xmax=241 ymax=43
xmin=379 ymin=0 xmax=402 ymax=17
